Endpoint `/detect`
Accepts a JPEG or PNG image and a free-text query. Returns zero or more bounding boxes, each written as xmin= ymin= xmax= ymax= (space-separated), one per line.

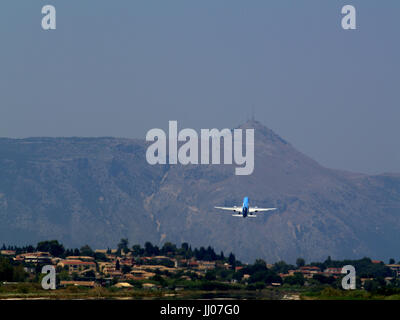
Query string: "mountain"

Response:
xmin=1 ymin=121 xmax=400 ymax=263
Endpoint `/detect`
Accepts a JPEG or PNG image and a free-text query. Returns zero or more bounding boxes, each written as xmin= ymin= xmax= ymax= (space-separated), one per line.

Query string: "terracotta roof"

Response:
xmin=324 ymin=268 xmax=342 ymax=274
xmin=300 ymin=266 xmax=320 ymax=271
xmin=60 ymin=260 xmax=95 ymax=265
xmin=0 ymin=250 xmax=16 ymax=255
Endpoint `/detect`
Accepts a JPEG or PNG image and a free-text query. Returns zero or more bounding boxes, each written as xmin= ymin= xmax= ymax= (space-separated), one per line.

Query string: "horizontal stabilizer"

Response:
xmin=249 ymin=207 xmax=277 ymax=213
xmin=232 ymin=214 xmax=243 ymax=217
xmin=215 ymin=206 xmax=241 ymax=212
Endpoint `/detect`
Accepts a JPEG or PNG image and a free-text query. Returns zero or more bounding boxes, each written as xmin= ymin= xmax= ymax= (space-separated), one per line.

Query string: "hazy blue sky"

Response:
xmin=0 ymin=1 xmax=399 ymax=174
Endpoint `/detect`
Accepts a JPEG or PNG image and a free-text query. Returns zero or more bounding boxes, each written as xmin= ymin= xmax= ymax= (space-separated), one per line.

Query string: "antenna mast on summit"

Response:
xmin=251 ymin=105 xmax=255 ymax=121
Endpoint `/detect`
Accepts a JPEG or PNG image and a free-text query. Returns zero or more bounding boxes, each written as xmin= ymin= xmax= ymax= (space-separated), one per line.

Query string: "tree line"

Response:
xmin=1 ymin=239 xmax=238 ymax=265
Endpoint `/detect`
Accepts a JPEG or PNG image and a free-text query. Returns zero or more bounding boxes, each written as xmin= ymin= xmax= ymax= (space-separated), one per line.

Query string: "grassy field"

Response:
xmin=301 ymin=287 xmax=400 ymax=300
xmin=2 ymin=283 xmax=400 ymax=300
xmin=0 ymin=282 xmax=286 ymax=300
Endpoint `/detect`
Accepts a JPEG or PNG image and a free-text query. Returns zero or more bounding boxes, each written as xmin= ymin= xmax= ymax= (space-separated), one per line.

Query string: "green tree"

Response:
xmin=205 ymin=270 xmax=217 ymax=281
xmin=144 ymin=242 xmax=155 ymax=256
xmin=296 ymin=258 xmax=305 ymax=268
xmin=0 ymin=257 xmax=14 ymax=281
xmin=364 ymin=279 xmax=380 ymax=293
xmin=122 ymin=265 xmax=132 ymax=274
xmin=220 ymin=251 xmax=225 ymax=260
xmin=284 ymin=272 xmax=305 ymax=286
xmin=12 ymin=264 xmax=27 ymax=282
xmin=36 ymin=240 xmax=65 ymax=257
xmin=94 ymin=252 xmax=108 ymax=262
xmin=80 ymin=245 xmax=94 ymax=257
xmin=181 ymin=243 xmax=189 ymax=252
xmin=117 ymin=238 xmax=129 ymax=255
xmin=161 ymin=242 xmax=177 ymax=255
xmin=83 ymin=269 xmax=96 ymax=278
xmin=132 ymin=245 xmax=144 ymax=256
xmin=151 ymin=274 xmax=167 ymax=287
xmin=0 ymin=258 xmax=27 ymax=282
xmin=272 ymin=261 xmax=294 ymax=274
xmin=313 ymin=273 xmax=335 ymax=285
xmin=58 ymin=270 xmax=71 ymax=281
xmin=228 ymin=253 xmax=236 ymax=270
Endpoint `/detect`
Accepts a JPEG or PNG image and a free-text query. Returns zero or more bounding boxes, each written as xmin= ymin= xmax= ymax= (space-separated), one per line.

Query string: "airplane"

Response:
xmin=214 ymin=197 xmax=276 ymax=218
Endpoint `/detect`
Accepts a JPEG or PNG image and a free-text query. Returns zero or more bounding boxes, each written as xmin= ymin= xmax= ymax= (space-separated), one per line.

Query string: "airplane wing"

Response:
xmin=214 ymin=206 xmax=241 ymax=213
xmin=248 ymin=207 xmax=276 ymax=213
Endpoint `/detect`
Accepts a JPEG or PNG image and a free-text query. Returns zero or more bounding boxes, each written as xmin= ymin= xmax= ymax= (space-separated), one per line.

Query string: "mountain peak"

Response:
xmin=237 ymin=120 xmax=289 ymax=146
xmin=238 ymin=119 xmax=264 ymax=129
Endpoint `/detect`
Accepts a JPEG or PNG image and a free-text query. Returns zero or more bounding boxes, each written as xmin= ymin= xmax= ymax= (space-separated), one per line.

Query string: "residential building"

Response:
xmin=58 ymin=259 xmax=96 ymax=274
xmin=15 ymin=252 xmax=53 ymax=265
xmin=1 ymin=250 xmax=16 ymax=256
xmin=386 ymin=264 xmax=400 ymax=277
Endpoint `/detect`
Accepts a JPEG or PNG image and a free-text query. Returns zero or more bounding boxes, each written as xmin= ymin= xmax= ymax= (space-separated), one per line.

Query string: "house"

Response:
xmin=106 ymin=270 xmax=123 ymax=277
xmin=95 ymin=249 xmax=108 ymax=254
xmin=152 ymin=255 xmax=170 ymax=260
xmin=139 ymin=265 xmax=176 ymax=273
xmin=197 ymin=261 xmax=216 ymax=272
xmin=279 ymin=273 xmax=292 ymax=278
xmin=385 ymin=277 xmax=394 ymax=284
xmin=1 ymin=250 xmax=16 ymax=256
xmin=98 ymin=262 xmax=115 ymax=273
xmin=324 ymin=267 xmax=342 ymax=276
xmin=114 ymin=282 xmax=133 ymax=288
xmin=300 ymin=266 xmax=320 ymax=272
xmin=66 ymin=256 xmax=95 ymax=261
xmin=130 ymin=266 xmax=157 ymax=280
xmin=122 ymin=273 xmax=137 ymax=280
xmin=15 ymin=252 xmax=53 ymax=265
xmin=271 ymin=283 xmax=281 ymax=287
xmin=51 ymin=257 xmax=62 ymax=265
xmin=188 ymin=261 xmax=199 ymax=269
xmin=119 ymin=258 xmax=135 ymax=267
xmin=216 ymin=262 xmax=231 ymax=270
xmin=58 ymin=259 xmax=96 ymax=274
xmin=386 ymin=264 xmax=400 ymax=277
xmin=142 ymin=283 xmax=160 ymax=290
xmin=130 ymin=270 xmax=156 ymax=280
xmin=100 ymin=262 xmax=123 ymax=277
xmin=299 ymin=266 xmax=321 ymax=278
